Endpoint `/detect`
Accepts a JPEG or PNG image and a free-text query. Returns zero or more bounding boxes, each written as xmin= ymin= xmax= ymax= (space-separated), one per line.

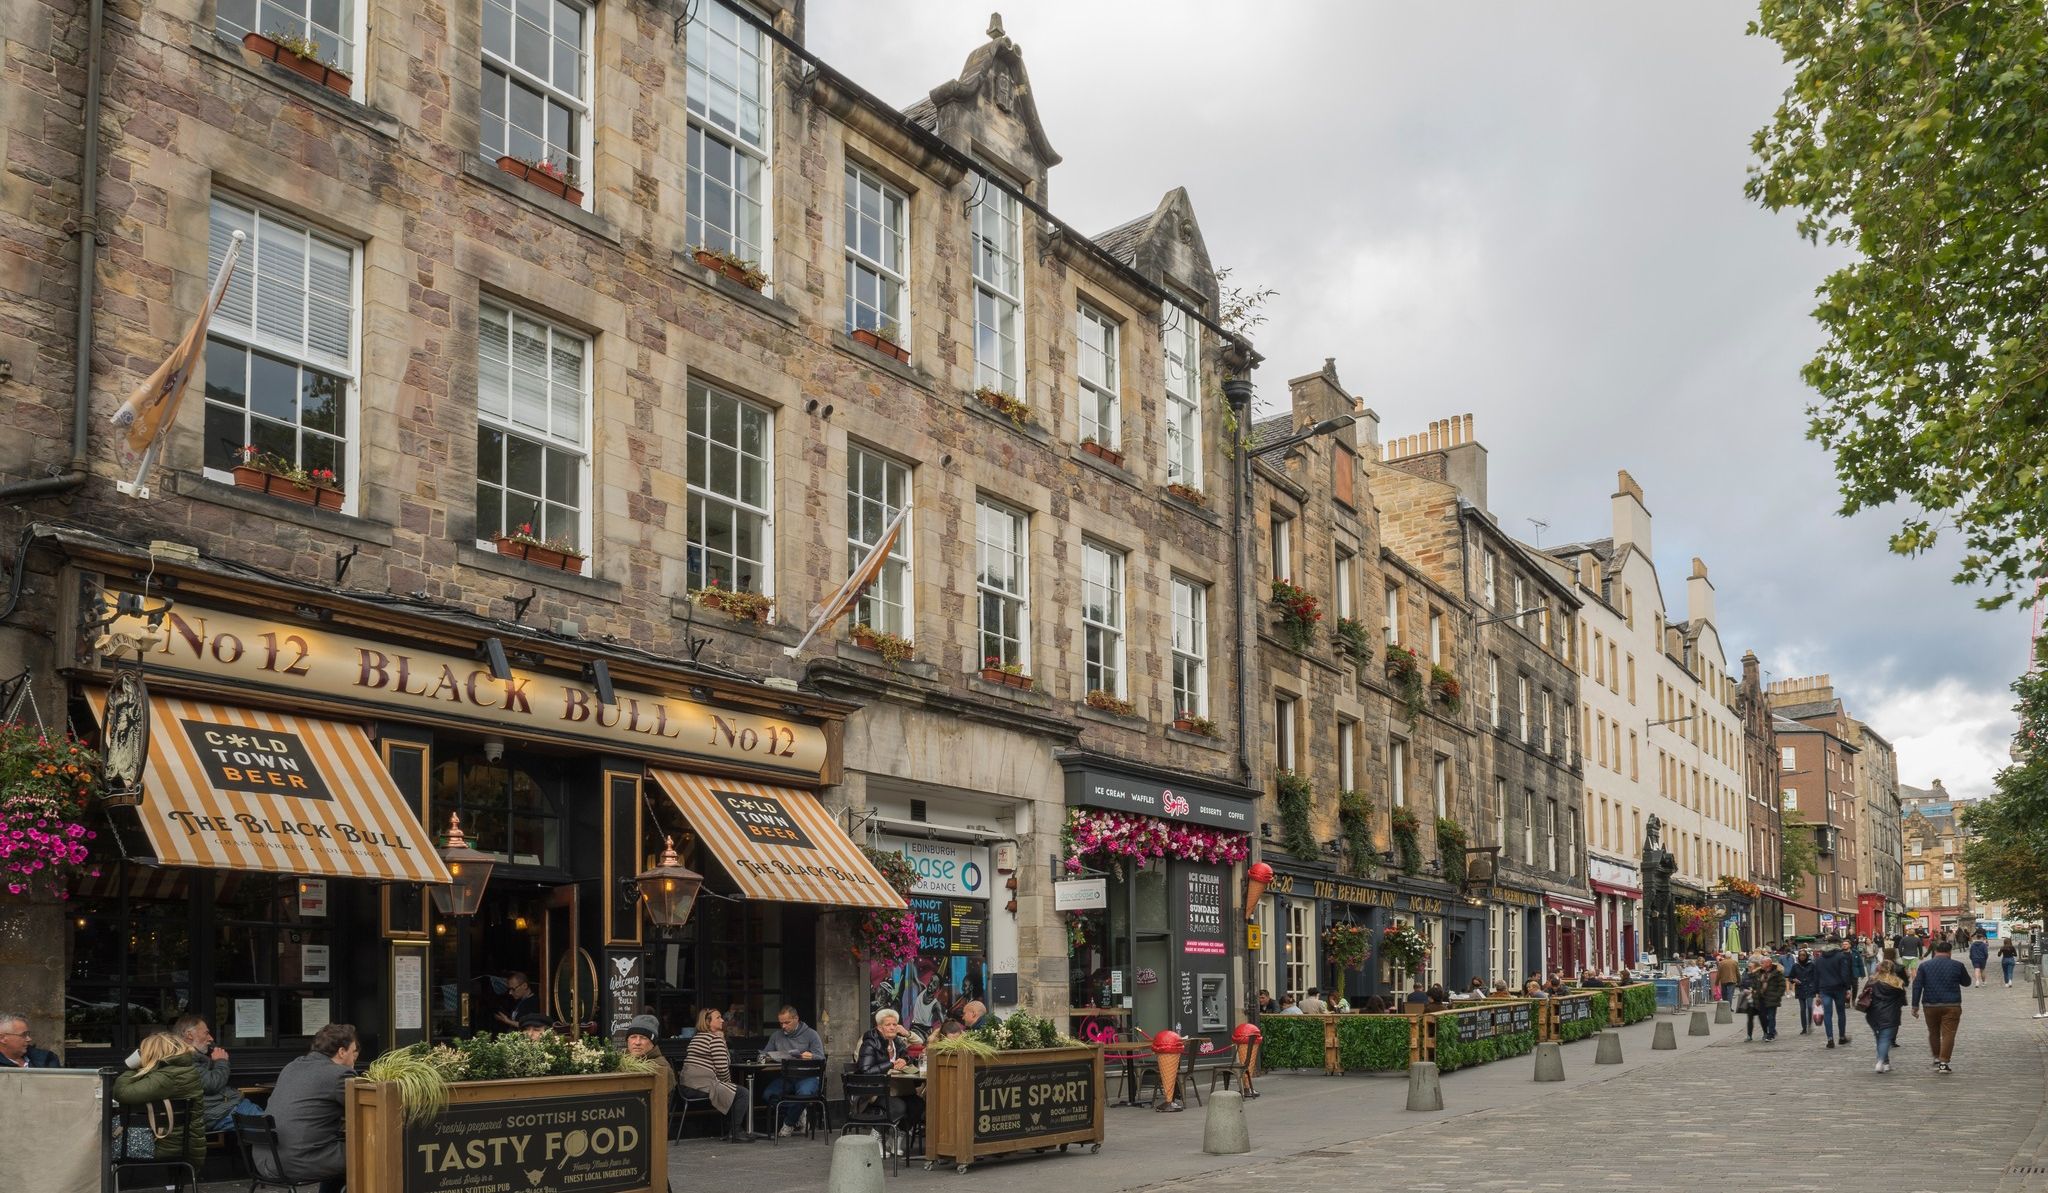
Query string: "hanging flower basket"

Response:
xmin=1059 ymin=808 xmax=1248 ymax=876
xmin=1270 ymin=578 xmax=1323 ymax=651
xmin=1380 ymin=920 xmax=1429 ymax=975
xmin=853 ymin=846 xmax=919 ymax=967
xmin=0 ymin=725 xmax=102 ymax=899
xmin=242 ymin=30 xmax=352 ymax=97
xmin=1322 ymin=922 xmax=1371 ymax=972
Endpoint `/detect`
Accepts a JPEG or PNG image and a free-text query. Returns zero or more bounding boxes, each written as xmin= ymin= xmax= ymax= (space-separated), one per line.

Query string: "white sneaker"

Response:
xmin=1874 ymin=1062 xmax=1883 ymax=1073
xmin=776 ymin=1124 xmax=799 ymax=1138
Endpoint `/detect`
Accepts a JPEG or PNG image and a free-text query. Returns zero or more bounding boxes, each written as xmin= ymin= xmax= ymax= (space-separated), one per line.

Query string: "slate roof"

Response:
xmin=1091 ymin=212 xmax=1151 ymax=266
xmin=1773 ymin=699 xmax=1839 ymax=722
xmin=1249 ymin=415 xmax=1294 ymax=453
xmin=902 ymin=97 xmax=939 ymax=131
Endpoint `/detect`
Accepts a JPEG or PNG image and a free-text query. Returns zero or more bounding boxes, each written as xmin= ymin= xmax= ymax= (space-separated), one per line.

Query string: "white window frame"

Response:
xmin=1285 ymin=901 xmax=1312 ymax=1000
xmin=1523 ymin=789 xmax=1536 ymax=864
xmin=1081 ymin=541 xmax=1127 ymax=698
xmin=1163 ymin=303 xmax=1203 ymax=489
xmin=1271 ymin=512 xmax=1293 ymax=582
xmin=1512 ymin=575 xmax=1526 ymax=627
xmin=1488 ymin=656 xmax=1501 ymax=726
xmin=846 ymin=444 xmax=912 ymax=638
xmin=1076 ymin=303 xmax=1120 ymax=450
xmin=1432 ymin=755 xmax=1448 ymax=818
xmin=1337 ymin=719 xmax=1356 ymax=791
xmin=975 ymin=497 xmax=1030 ymax=670
xmin=1429 ymin=609 xmax=1443 ymax=664
xmin=217 ymin=0 xmax=366 ymax=77
xmin=1333 ymin=548 xmax=1354 ymax=619
xmin=481 ymin=0 xmax=594 ymax=206
xmin=201 ymin=195 xmax=361 ymax=511
xmin=1275 ymin=696 xmax=1298 ymax=772
xmin=1494 ymin=777 xmax=1506 ymax=850
xmin=474 ymin=300 xmax=592 ymax=552
xmin=1518 ymin=675 xmax=1531 ymax=741
xmin=687 ymin=0 xmax=773 ymax=273
xmin=844 ymin=162 xmax=909 ymax=339
xmin=1546 ymin=798 xmax=1559 ymax=871
xmin=1390 ymin=738 xmax=1407 ymax=808
xmin=685 ymin=380 xmax=774 ymax=595
xmin=1483 ymin=550 xmax=1498 ymax=606
xmin=1385 ymin=582 xmax=1401 ymax=646
xmin=970 ymin=172 xmax=1023 ymax=396
xmin=1170 ymin=576 xmax=1208 ymax=719
xmin=1541 ymin=689 xmax=1553 ymax=753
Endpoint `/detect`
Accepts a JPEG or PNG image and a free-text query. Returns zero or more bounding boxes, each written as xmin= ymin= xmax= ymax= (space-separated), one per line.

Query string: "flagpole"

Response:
xmin=119 ymin=230 xmax=244 ymax=499
xmin=783 ymin=503 xmax=909 ymax=658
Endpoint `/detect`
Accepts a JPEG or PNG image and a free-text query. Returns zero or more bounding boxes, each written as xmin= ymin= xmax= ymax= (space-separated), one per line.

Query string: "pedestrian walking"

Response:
xmin=1816 ymin=938 xmax=1855 ymax=1047
xmin=1860 ymin=959 xmax=1907 ymax=1073
xmin=1738 ymin=956 xmax=1761 ymax=1041
xmin=1715 ymin=951 xmax=1741 ymax=1004
xmin=1790 ymin=949 xmax=1818 ymax=1035
xmin=1999 ymin=938 xmax=2018 ymax=987
xmin=1969 ymin=933 xmax=1990 ymax=985
xmin=1751 ymin=954 xmax=1787 ymax=1042
xmin=1910 ymin=939 xmax=1972 ymax=1073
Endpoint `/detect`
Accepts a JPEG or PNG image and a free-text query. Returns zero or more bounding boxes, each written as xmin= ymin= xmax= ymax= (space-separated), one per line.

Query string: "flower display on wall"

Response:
xmin=1060 ymin=808 xmax=1250 ymax=874
xmin=1 ymin=725 xmax=101 ymax=899
xmin=852 ymin=845 xmax=919 ymax=968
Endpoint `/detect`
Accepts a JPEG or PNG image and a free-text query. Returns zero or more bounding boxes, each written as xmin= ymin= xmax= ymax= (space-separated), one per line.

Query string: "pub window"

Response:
xmin=430 ymin=750 xmax=568 ymax=868
xmin=67 ymin=866 xmax=196 ymax=1054
xmin=214 ymin=873 xmax=334 ymax=1048
xmin=1285 ymin=901 xmax=1312 ymax=1000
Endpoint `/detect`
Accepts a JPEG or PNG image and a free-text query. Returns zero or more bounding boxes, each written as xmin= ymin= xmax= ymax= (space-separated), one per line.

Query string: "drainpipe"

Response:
xmin=1224 ymin=376 xmax=1256 ymax=788
xmin=0 ymin=0 xmax=105 ymax=502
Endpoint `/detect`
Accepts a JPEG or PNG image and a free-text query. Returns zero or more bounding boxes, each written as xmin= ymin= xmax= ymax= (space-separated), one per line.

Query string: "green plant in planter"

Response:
xmin=1334 ymin=1014 xmax=1411 ymax=1071
xmin=1390 ymin=805 xmax=1424 ymax=876
xmin=1270 ymin=579 xmax=1323 ymax=651
xmin=1619 ymin=983 xmax=1657 ymax=1023
xmin=1385 ymin=645 xmax=1428 ymax=721
xmin=1435 ymin=816 xmax=1468 ymax=887
xmin=1337 ymin=788 xmax=1377 ymax=875
xmin=1334 ymin=616 xmax=1374 ymax=663
xmin=1258 ymin=1014 xmax=1324 ymax=1070
xmin=1275 ymin=769 xmax=1318 ymax=860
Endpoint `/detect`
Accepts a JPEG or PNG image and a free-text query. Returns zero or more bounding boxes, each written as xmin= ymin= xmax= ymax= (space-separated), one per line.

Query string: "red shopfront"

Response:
xmin=1544 ymin=893 xmax=1598 ymax=977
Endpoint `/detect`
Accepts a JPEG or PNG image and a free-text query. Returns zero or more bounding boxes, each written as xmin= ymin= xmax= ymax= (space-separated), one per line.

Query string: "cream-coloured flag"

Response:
xmin=110 ymin=230 xmax=243 ymax=454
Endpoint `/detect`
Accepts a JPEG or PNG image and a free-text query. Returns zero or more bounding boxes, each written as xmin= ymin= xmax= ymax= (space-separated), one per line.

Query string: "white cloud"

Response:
xmin=1861 ymin=679 xmax=2018 ymax=797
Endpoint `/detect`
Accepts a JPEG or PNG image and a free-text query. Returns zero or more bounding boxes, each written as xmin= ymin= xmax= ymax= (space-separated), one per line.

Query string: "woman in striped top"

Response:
xmin=682 ymin=1008 xmax=756 ymax=1139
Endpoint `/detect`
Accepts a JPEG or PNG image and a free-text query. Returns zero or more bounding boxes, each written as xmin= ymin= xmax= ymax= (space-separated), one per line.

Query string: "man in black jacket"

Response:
xmin=0 ymin=1012 xmax=59 ymax=1067
xmin=1815 ymin=939 xmax=1856 ymax=1046
xmin=1789 ymin=950 xmax=1819 ymax=1034
xmin=262 ymin=1023 xmax=358 ymax=1193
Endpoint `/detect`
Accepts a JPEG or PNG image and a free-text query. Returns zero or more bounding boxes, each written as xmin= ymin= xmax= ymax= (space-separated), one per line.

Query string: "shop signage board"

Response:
xmin=923 ymin=1046 xmax=1104 ymax=1171
xmin=909 ymin=896 xmax=989 ymax=956
xmin=969 ymin=1058 xmax=1097 ymax=1143
xmin=1062 ymin=766 xmax=1254 ymax=831
xmin=876 ymin=835 xmax=991 ymax=899
xmin=1556 ymin=995 xmax=1597 ymax=1024
xmin=94 ymin=598 xmax=830 ymax=781
xmin=605 ymin=952 xmax=643 ymax=1041
xmin=1054 ymin=878 xmax=1107 ymax=911
xmin=1180 ymin=866 xmax=1227 ymax=956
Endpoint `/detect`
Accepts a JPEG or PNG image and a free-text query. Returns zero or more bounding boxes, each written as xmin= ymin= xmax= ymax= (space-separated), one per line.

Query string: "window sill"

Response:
xmin=963 ymin=394 xmax=1055 ymax=449
xmin=834 ymin=640 xmax=941 ymax=680
xmin=461 ymin=154 xmax=620 ymax=244
xmin=1162 ymin=489 xmax=1222 ymax=526
xmin=456 ymin=542 xmax=622 ymax=602
xmin=195 ymin=31 xmax=400 ymax=141
xmin=965 ymin=674 xmax=1054 ymax=709
xmin=1071 ymin=445 xmax=1142 ymax=492
xmin=173 ymin=472 xmax=395 ymax=545
xmin=1255 ymin=628 xmax=1348 ymax=676
xmin=1166 ymin=726 xmax=1230 ymax=753
xmin=1075 ymin=703 xmax=1148 ymax=731
xmin=832 ymin=332 xmax=935 ymax=392
xmin=673 ymin=251 xmax=799 ymax=326
xmin=667 ymin=594 xmax=802 ymax=645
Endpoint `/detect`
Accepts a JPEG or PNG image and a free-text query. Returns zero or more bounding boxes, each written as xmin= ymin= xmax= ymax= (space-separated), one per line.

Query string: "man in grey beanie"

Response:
xmin=623 ymin=1014 xmax=674 ymax=1099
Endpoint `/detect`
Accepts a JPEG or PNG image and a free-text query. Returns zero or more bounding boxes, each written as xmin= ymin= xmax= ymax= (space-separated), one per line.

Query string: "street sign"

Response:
xmin=1054 ymin=878 xmax=1108 ymax=911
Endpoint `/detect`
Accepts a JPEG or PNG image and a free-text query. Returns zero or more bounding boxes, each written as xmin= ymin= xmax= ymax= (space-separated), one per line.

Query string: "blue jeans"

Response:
xmin=1757 ymin=1006 xmax=1779 ymax=1038
xmin=210 ymin=1097 xmax=266 ymax=1133
xmin=1821 ymin=991 xmax=1848 ymax=1040
xmin=764 ymin=1075 xmax=821 ymax=1127
xmin=1874 ymin=1025 xmax=1897 ymax=1065
xmin=1796 ymin=994 xmax=1815 ymax=1031
xmin=2003 ymin=957 xmax=2017 ymax=983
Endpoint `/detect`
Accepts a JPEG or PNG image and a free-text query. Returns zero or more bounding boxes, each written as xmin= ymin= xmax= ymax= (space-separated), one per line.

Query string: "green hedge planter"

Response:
xmin=1335 ymin=1015 xmax=1412 ymax=1071
xmin=1259 ymin=1014 xmax=1326 ymax=1070
xmin=1619 ymin=983 xmax=1657 ymax=1024
xmin=1431 ymin=1005 xmax=1537 ymax=1073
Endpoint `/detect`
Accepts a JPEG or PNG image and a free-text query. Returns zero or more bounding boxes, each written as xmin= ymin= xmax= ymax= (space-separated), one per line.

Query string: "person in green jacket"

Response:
xmin=113 ymin=1031 xmax=207 ymax=1165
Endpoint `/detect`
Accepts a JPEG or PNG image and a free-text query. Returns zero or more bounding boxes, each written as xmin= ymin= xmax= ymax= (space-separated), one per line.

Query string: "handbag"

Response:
xmin=1811 ymin=1000 xmax=1824 ymax=1025
xmin=1855 ymin=983 xmax=1875 ymax=1012
xmin=1732 ymin=989 xmax=1751 ymax=1013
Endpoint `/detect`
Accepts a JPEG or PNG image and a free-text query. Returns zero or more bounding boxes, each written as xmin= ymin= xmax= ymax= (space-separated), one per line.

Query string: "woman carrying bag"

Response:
xmin=1859 ymin=959 xmax=1908 ymax=1073
xmin=113 ymin=1031 xmax=207 ymax=1167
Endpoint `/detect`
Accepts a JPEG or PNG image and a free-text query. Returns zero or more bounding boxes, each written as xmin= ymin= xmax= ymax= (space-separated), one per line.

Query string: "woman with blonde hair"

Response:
xmin=1862 ymin=958 xmax=1908 ymax=1073
xmin=680 ymin=1007 xmax=756 ymax=1139
xmin=113 ymin=1031 xmax=207 ymax=1164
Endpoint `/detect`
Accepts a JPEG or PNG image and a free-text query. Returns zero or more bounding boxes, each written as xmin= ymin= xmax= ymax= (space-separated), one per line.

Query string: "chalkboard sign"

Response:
xmin=1558 ymin=995 xmax=1595 ymax=1023
xmin=1508 ymin=1003 xmax=1533 ymax=1034
xmin=402 ymin=1088 xmax=652 ymax=1193
xmin=1180 ymin=864 xmax=1227 ymax=957
xmin=605 ymin=952 xmax=643 ymax=1042
xmin=971 ymin=1059 xmax=1097 ymax=1143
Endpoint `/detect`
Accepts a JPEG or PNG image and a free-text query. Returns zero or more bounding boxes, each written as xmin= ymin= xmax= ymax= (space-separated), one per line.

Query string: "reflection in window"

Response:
xmin=430 ymin=753 xmax=566 ymax=868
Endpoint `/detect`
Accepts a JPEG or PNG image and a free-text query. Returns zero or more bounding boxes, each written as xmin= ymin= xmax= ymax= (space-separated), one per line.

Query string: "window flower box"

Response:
xmin=851 ymin=326 xmax=910 ymax=364
xmin=692 ymin=246 xmax=766 ymax=291
xmin=242 ymin=30 xmax=352 ymax=98
xmin=1165 ymin=482 xmax=1206 ymax=508
xmin=1171 ymin=712 xmax=1218 ymax=737
xmin=491 ymin=526 xmax=587 ymax=575
xmin=851 ymin=624 xmax=915 ymax=664
xmin=691 ymin=582 xmax=774 ymax=623
xmin=972 ymin=387 xmax=1031 ymax=427
xmin=978 ymin=658 xmax=1032 ymax=689
xmin=1084 ymin=690 xmax=1136 ymax=718
xmin=494 ymin=155 xmax=583 ymax=206
xmin=1080 ymin=438 xmax=1125 ymax=467
xmin=230 ymin=448 xmax=344 ymax=510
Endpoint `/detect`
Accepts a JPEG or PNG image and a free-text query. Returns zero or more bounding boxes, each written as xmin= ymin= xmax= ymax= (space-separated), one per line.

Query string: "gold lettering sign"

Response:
xmin=1267 ymin=874 xmax=1296 ymax=895
xmin=1312 ymin=879 xmax=1393 ymax=908
xmin=1409 ymin=897 xmax=1446 ymax=915
xmin=99 ymin=601 xmax=828 ymax=780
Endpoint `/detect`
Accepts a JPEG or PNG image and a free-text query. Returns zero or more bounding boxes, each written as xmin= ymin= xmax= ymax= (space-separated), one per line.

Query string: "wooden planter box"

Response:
xmin=345 ymin=1070 xmax=667 ymax=1193
xmin=693 ymin=247 xmax=764 ymax=290
xmin=492 ymin=534 xmax=587 ymax=575
xmin=978 ymin=667 xmax=1032 ymax=689
xmin=232 ymin=464 xmax=343 ymax=510
xmin=1079 ymin=440 xmax=1125 ymax=467
xmin=851 ymin=327 xmax=910 ymax=363
xmin=923 ymin=1045 xmax=1103 ymax=1173
xmin=242 ymin=31 xmax=352 ymax=97
xmin=495 ymin=154 xmax=584 ymax=205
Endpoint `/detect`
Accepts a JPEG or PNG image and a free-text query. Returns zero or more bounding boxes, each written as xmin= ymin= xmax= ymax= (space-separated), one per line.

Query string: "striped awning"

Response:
xmin=87 ymin=691 xmax=450 ymax=884
xmin=650 ymin=770 xmax=902 ymax=909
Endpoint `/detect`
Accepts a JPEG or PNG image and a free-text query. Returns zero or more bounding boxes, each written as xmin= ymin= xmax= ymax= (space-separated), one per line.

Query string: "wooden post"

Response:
xmin=1322 ymin=1015 xmax=1341 ymax=1075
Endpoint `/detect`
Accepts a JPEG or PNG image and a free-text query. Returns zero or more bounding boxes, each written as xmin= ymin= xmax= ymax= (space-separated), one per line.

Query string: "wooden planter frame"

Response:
xmin=492 ymin=534 xmax=587 ymax=574
xmin=242 ymin=31 xmax=353 ymax=97
xmin=232 ymin=464 xmax=343 ymax=510
xmin=922 ymin=1045 xmax=1104 ymax=1173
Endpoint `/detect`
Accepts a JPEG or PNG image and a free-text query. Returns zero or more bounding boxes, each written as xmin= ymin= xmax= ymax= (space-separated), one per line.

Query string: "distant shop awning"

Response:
xmin=651 ymin=770 xmax=903 ymax=910
xmin=87 ymin=690 xmax=450 ymax=884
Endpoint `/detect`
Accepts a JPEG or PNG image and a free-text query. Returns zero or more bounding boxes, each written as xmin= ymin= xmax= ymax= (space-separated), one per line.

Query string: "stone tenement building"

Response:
xmin=1546 ymin=473 xmax=1749 ymax=962
xmin=1374 ymin=415 xmax=1588 ymax=980
xmin=1770 ymin=676 xmax=1864 ymax=938
xmin=1737 ymin=650 xmax=1787 ymax=934
xmin=1849 ymin=717 xmax=1903 ymax=935
xmin=0 ymin=4 xmax=1269 ymax=1065
xmin=1901 ymin=780 xmax=1974 ymax=937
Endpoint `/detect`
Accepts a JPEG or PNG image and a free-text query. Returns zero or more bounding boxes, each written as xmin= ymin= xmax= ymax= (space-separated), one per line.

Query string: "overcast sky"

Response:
xmin=810 ymin=1 xmax=2036 ymax=796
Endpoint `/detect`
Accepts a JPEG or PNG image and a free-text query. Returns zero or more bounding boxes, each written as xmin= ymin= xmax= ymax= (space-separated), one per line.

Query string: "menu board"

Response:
xmin=1180 ymin=865 xmax=1226 ymax=957
xmin=402 ymin=1089 xmax=652 ymax=1193
xmin=910 ymin=896 xmax=988 ymax=956
xmin=1557 ymin=995 xmax=1596 ymax=1024
xmin=971 ymin=1059 xmax=1096 ymax=1143
xmin=1450 ymin=1002 xmax=1537 ymax=1043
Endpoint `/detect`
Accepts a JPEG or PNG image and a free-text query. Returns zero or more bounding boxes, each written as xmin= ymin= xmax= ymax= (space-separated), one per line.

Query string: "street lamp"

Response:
xmin=430 ymin=812 xmax=495 ymax=918
xmin=629 ymin=836 xmax=705 ymax=934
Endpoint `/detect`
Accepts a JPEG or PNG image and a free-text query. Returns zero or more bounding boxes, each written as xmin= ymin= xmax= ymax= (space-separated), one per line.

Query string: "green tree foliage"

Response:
xmin=1961 ymin=647 xmax=2048 ymax=918
xmin=1780 ymin=808 xmax=1819 ymax=897
xmin=1748 ymin=3 xmax=2048 ymax=606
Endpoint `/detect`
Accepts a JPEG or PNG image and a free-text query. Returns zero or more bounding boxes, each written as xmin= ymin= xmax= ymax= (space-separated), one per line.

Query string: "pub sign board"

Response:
xmin=402 ymin=1089 xmax=651 ymax=1193
xmin=971 ymin=1059 xmax=1097 ymax=1144
xmin=1557 ymin=995 xmax=1597 ymax=1024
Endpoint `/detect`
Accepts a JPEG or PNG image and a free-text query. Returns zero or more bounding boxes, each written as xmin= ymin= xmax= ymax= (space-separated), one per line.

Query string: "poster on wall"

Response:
xmin=871 ymin=895 xmax=989 ymax=1031
xmin=1180 ymin=865 xmax=1227 ymax=956
xmin=606 ymin=952 xmax=644 ymax=1041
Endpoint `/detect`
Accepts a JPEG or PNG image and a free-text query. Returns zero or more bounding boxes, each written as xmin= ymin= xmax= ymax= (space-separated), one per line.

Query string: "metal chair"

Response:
xmin=229 ymin=1114 xmax=319 ymax=1193
xmin=838 ymin=1073 xmax=904 ymax=1174
xmin=766 ymin=1057 xmax=830 ymax=1139
xmin=112 ymin=1105 xmax=198 ymax=1193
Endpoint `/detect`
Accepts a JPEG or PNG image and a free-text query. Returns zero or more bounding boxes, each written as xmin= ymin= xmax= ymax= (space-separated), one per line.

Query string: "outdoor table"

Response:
xmin=731 ymin=1058 xmax=781 ymax=1136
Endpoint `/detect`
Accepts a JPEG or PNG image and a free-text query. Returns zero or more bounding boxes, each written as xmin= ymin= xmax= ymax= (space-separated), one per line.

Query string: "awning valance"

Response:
xmin=89 ymin=691 xmax=450 ymax=884
xmin=651 ymin=770 xmax=902 ymax=910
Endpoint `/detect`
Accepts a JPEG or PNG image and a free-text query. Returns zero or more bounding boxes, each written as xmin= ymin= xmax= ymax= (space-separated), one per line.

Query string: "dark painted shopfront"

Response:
xmin=1259 ymin=867 xmax=1475 ymax=1002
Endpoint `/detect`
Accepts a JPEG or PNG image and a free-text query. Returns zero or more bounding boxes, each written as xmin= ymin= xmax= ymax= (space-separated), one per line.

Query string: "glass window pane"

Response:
xmin=506 ymin=433 xmax=544 ymax=495
xmin=248 ymin=352 xmax=299 ymax=425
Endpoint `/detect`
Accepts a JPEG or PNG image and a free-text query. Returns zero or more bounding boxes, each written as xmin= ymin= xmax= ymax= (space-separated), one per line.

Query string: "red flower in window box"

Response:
xmin=241 ymin=30 xmax=352 ymax=99
xmin=230 ymin=445 xmax=344 ymax=510
xmin=495 ymin=155 xmax=584 ymax=206
xmin=492 ymin=523 xmax=587 ymax=575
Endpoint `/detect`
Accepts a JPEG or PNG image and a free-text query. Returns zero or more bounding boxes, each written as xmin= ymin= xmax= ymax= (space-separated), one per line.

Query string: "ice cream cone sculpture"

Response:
xmin=1151 ymin=1029 xmax=1185 ymax=1111
xmin=1232 ymin=1022 xmax=1262 ymax=1097
xmin=1245 ymin=861 xmax=1274 ymax=921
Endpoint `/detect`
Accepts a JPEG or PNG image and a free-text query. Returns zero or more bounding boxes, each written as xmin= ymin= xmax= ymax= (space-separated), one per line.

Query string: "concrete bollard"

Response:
xmin=827 ymin=1135 xmax=886 ymax=1193
xmin=1532 ymin=1041 xmax=1565 ymax=1082
xmin=1405 ymin=1061 xmax=1444 ymax=1111
xmin=1715 ymin=1001 xmax=1734 ymax=1024
xmin=1652 ymin=1020 xmax=1678 ymax=1050
xmin=1201 ymin=1090 xmax=1251 ymax=1155
xmin=1688 ymin=1009 xmax=1711 ymax=1036
xmin=2034 ymin=968 xmax=2048 ymax=1019
xmin=1594 ymin=1031 xmax=1623 ymax=1064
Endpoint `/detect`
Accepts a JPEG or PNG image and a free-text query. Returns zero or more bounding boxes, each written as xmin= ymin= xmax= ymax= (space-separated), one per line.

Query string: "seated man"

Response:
xmin=761 ymin=1004 xmax=825 ymax=1138
xmin=262 ymin=1023 xmax=358 ymax=1193
xmin=0 ymin=1012 xmax=60 ymax=1068
xmin=167 ymin=1013 xmax=264 ymax=1133
xmin=518 ymin=1014 xmax=552 ymax=1040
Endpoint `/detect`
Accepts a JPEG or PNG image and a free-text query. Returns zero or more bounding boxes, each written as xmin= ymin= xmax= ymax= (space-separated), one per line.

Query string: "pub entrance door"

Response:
xmin=430 ymin=881 xmax=589 ymax=1038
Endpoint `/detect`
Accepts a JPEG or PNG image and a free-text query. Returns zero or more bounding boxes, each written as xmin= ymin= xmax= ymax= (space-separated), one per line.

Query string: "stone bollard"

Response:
xmin=2034 ymin=967 xmax=2048 ymax=1018
xmin=1202 ymin=1090 xmax=1251 ymax=1155
xmin=827 ymin=1134 xmax=886 ymax=1193
xmin=1594 ymin=1031 xmax=1623 ymax=1064
xmin=1405 ymin=1061 xmax=1444 ymax=1111
xmin=1652 ymin=1020 xmax=1678 ymax=1050
xmin=1532 ymin=1041 xmax=1565 ymax=1082
xmin=1715 ymin=1001 xmax=1733 ymax=1024
xmin=1688 ymin=1009 xmax=1711 ymax=1037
